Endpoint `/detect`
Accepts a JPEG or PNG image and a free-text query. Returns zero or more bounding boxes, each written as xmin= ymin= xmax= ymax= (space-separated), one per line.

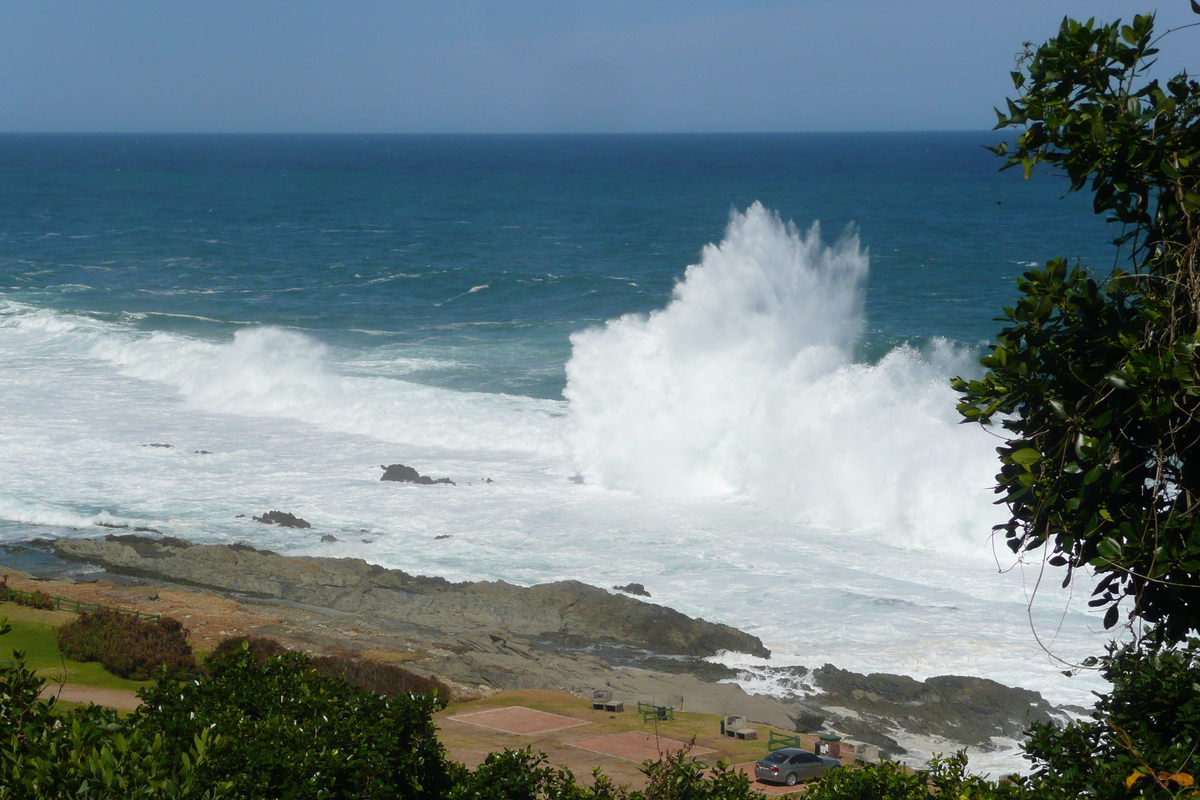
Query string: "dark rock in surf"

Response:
xmin=142 ymin=443 xmax=174 ymax=449
xmin=613 ymin=583 xmax=651 ymax=597
xmin=809 ymin=664 xmax=1065 ymax=750
xmin=320 ymin=535 xmax=339 ymax=543
xmin=252 ymin=511 xmax=311 ymax=529
xmin=380 ymin=463 xmax=455 ymax=485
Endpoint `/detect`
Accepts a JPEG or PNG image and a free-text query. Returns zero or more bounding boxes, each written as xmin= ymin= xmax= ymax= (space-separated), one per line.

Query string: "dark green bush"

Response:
xmin=13 ymin=589 xmax=53 ymax=610
xmin=208 ymin=636 xmax=452 ymax=705
xmin=134 ymin=645 xmax=454 ymax=800
xmin=207 ymin=634 xmax=289 ymax=665
xmin=57 ymin=607 xmax=195 ymax=680
xmin=313 ymin=652 xmax=452 ymax=706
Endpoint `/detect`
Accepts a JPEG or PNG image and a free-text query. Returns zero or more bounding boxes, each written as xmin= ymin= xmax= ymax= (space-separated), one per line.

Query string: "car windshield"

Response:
xmin=763 ymin=753 xmax=788 ymax=764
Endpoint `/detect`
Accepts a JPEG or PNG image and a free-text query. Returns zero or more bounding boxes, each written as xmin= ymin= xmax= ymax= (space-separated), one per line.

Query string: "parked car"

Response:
xmin=754 ymin=748 xmax=841 ymax=786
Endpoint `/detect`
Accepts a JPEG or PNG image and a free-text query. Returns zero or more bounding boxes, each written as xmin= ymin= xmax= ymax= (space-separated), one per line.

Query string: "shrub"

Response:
xmin=57 ymin=607 xmax=195 ymax=680
xmin=135 ymin=645 xmax=454 ymax=800
xmin=13 ymin=589 xmax=54 ymax=610
xmin=313 ymin=652 xmax=452 ymax=706
xmin=207 ymin=635 xmax=290 ymax=665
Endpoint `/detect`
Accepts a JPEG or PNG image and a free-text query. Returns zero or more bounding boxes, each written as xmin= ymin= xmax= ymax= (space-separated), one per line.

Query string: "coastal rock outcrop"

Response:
xmin=612 ymin=583 xmax=651 ymax=597
xmin=761 ymin=663 xmax=1068 ymax=752
xmin=253 ymin=511 xmax=311 ymax=529
xmin=380 ymin=463 xmax=455 ymax=485
xmin=52 ymin=535 xmax=768 ymax=659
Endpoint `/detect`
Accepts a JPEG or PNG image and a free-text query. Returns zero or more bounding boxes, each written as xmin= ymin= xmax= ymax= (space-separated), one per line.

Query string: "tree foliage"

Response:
xmin=133 ymin=646 xmax=454 ymax=800
xmin=1019 ymin=638 xmax=1200 ymax=800
xmin=953 ymin=11 xmax=1200 ymax=641
xmin=0 ymin=650 xmax=224 ymax=800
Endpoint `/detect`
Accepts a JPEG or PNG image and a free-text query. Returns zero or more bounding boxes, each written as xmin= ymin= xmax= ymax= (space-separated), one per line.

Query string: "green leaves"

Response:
xmin=1010 ymin=448 xmax=1042 ymax=469
xmin=957 ymin=11 xmax=1200 ymax=644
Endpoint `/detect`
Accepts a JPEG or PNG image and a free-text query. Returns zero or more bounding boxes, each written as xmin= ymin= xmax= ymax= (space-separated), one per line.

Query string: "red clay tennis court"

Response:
xmin=569 ymin=731 xmax=714 ymax=762
xmin=448 ymin=706 xmax=591 ymax=735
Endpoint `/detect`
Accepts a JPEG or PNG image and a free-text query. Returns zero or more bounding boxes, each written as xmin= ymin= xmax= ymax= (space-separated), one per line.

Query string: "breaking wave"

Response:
xmin=564 ymin=203 xmax=1003 ymax=549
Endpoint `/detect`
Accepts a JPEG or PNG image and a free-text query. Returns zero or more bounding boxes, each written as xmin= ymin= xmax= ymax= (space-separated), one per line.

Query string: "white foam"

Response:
xmin=0 ymin=498 xmax=126 ymax=530
xmin=85 ymin=325 xmax=567 ymax=456
xmin=565 ymin=203 xmax=1002 ymax=550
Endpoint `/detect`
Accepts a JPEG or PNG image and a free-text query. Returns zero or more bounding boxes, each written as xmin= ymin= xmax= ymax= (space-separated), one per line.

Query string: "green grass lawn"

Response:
xmin=1 ymin=602 xmax=151 ymax=693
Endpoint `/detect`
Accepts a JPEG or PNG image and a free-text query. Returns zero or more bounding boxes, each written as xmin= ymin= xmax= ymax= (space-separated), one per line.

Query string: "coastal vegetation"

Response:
xmin=950 ymin=7 xmax=1200 ymax=800
xmin=57 ymin=608 xmax=195 ymax=681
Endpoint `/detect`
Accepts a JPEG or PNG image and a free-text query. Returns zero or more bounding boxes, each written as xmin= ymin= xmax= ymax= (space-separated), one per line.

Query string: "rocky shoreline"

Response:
xmin=10 ymin=534 xmax=1079 ymax=762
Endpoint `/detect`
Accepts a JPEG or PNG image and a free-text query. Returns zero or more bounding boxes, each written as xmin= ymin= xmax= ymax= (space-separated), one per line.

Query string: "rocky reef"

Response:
xmin=52 ymin=535 xmax=768 ymax=659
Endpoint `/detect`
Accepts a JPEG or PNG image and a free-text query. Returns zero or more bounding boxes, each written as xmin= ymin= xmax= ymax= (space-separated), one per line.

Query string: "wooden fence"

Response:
xmin=1 ymin=587 xmax=160 ymax=622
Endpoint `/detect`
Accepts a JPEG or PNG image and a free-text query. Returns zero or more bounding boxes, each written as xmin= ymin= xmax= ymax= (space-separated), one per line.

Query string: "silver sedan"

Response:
xmin=754 ymin=748 xmax=841 ymax=786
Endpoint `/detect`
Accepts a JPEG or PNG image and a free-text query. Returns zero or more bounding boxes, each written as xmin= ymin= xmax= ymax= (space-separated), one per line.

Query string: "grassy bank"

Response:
xmin=0 ymin=601 xmax=151 ymax=692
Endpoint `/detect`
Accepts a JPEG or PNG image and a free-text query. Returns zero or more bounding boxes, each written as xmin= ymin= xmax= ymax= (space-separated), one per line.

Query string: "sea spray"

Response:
xmin=565 ymin=203 xmax=1003 ymax=549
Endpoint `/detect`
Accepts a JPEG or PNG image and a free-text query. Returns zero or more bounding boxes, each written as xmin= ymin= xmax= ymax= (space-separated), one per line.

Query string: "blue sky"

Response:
xmin=1 ymin=1 xmax=1197 ymax=133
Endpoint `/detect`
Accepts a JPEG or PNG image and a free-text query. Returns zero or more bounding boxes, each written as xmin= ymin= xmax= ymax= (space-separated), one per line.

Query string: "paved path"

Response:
xmin=39 ymin=684 xmax=142 ymax=710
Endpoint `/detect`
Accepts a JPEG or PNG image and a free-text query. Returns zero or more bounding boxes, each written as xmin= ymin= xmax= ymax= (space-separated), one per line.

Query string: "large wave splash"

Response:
xmin=564 ymin=203 xmax=1003 ymax=549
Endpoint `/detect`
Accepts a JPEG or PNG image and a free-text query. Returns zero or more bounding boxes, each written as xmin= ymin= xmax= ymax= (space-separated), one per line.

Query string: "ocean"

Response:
xmin=0 ymin=133 xmax=1119 ymax=771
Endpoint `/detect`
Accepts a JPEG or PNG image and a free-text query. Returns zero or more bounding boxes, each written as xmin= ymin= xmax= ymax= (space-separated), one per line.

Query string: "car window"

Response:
xmin=792 ymin=753 xmax=820 ymax=764
xmin=764 ymin=753 xmax=788 ymax=764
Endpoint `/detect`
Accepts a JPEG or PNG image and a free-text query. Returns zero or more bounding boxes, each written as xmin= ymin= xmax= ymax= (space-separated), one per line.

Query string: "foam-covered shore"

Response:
xmin=14 ymin=534 xmax=1078 ymax=773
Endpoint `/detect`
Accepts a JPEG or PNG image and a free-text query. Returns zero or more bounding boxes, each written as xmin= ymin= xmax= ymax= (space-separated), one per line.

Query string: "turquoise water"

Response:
xmin=0 ymin=134 xmax=1121 ymax=769
xmin=1 ymin=133 xmax=1112 ymax=396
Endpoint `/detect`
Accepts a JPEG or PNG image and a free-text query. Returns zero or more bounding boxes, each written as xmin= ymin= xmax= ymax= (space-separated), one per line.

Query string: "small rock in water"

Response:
xmin=320 ymin=534 xmax=339 ymax=543
xmin=613 ymin=583 xmax=651 ymax=598
xmin=380 ymin=463 xmax=455 ymax=485
xmin=142 ymin=443 xmax=174 ymax=448
xmin=252 ymin=510 xmax=311 ymax=529
xmin=434 ymin=534 xmax=453 ymax=540
xmin=194 ymin=450 xmax=212 ymax=454
xmin=361 ymin=539 xmax=373 ymax=544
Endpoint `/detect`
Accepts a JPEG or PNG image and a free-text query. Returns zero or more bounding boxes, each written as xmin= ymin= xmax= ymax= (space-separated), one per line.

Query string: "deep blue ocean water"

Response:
xmin=0 ymin=133 xmax=1114 ymax=397
xmin=0 ymin=133 xmax=1123 ymax=771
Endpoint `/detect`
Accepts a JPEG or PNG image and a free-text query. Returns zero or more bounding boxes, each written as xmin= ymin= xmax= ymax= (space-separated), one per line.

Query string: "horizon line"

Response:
xmin=0 ymin=128 xmax=1001 ymax=137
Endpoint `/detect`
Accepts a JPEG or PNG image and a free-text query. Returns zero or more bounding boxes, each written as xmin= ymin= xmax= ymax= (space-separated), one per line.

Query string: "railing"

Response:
xmin=767 ymin=731 xmax=802 ymax=751
xmin=1 ymin=588 xmax=160 ymax=622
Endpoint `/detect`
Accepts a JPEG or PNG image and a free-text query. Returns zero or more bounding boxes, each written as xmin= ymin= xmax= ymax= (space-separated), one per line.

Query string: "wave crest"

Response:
xmin=564 ymin=203 xmax=1001 ymax=548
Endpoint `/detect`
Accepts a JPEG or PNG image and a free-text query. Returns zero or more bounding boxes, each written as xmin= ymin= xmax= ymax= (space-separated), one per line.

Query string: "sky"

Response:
xmin=1 ymin=1 xmax=1197 ymax=134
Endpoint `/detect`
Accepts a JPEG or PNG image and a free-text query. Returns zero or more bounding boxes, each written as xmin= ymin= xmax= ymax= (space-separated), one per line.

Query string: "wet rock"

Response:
xmin=434 ymin=535 xmax=453 ymax=540
xmin=613 ymin=583 xmax=651 ymax=597
xmin=320 ymin=535 xmax=339 ymax=543
xmin=50 ymin=536 xmax=769 ymax=659
xmin=194 ymin=450 xmax=212 ymax=454
xmin=252 ymin=511 xmax=311 ymax=529
xmin=380 ymin=463 xmax=455 ymax=485
xmin=142 ymin=443 xmax=174 ymax=449
xmin=810 ymin=664 xmax=1064 ymax=750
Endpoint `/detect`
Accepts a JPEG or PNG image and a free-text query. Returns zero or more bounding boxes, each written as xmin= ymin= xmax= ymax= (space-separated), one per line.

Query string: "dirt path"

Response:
xmin=39 ymin=684 xmax=142 ymax=710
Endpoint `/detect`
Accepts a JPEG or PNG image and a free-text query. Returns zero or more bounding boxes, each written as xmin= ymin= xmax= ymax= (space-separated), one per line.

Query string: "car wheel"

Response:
xmin=785 ymin=773 xmax=798 ymax=787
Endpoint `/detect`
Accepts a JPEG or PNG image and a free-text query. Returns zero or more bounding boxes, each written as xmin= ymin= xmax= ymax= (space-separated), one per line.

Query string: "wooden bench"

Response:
xmin=637 ymin=701 xmax=674 ymax=722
